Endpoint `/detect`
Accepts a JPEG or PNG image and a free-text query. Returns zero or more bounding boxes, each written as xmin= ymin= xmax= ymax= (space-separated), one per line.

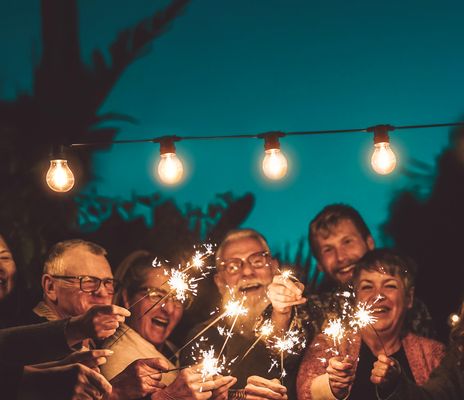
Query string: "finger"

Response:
xmin=277 ymin=277 xmax=304 ymax=296
xmin=142 ymin=357 xmax=170 ymax=371
xmin=247 ymin=376 xmax=287 ymax=394
xmin=213 ymin=377 xmax=237 ymax=395
xmin=328 ymin=374 xmax=355 ymax=384
xmin=245 ymin=383 xmax=286 ymax=400
xmin=84 ymin=367 xmax=112 ymax=396
xmin=329 ymin=358 xmax=353 ymax=371
xmin=326 ymin=366 xmax=354 ymax=378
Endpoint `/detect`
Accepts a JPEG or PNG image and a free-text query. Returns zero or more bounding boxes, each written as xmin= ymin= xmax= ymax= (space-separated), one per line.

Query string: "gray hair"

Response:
xmin=43 ymin=239 xmax=107 ymax=275
xmin=215 ymin=229 xmax=270 ymax=267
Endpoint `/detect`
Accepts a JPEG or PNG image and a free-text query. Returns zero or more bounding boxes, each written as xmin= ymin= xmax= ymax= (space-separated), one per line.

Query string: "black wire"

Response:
xmin=69 ymin=122 xmax=464 ymax=148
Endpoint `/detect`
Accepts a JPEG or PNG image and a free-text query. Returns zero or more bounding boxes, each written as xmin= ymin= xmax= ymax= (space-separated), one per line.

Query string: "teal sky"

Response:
xmin=1 ymin=0 xmax=463 ymax=254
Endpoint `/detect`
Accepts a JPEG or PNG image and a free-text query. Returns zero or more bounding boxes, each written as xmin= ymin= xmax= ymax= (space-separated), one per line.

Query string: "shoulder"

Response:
xmin=404 ymin=333 xmax=446 ymax=355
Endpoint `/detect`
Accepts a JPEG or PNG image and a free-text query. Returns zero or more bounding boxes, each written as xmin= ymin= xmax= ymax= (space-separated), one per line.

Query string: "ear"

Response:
xmin=121 ymin=289 xmax=130 ymax=309
xmin=42 ymin=274 xmax=57 ymax=302
xmin=214 ymin=273 xmax=227 ymax=296
xmin=366 ymin=235 xmax=375 ymax=251
xmin=406 ymin=286 xmax=415 ymax=309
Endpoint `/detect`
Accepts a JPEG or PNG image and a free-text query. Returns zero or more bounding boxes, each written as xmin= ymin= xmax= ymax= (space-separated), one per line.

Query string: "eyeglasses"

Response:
xmin=51 ymin=275 xmax=118 ymax=294
xmin=139 ymin=287 xmax=188 ymax=309
xmin=217 ymin=251 xmax=270 ymax=275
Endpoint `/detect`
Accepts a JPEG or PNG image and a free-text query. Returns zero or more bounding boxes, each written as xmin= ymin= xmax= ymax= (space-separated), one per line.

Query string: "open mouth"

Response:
xmin=337 ymin=266 xmax=354 ymax=276
xmin=152 ymin=316 xmax=169 ymax=328
xmin=372 ymin=306 xmax=390 ymax=315
xmin=239 ymin=283 xmax=262 ymax=294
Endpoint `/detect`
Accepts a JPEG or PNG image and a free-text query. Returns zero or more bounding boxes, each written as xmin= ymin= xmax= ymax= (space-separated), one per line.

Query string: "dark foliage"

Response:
xmin=384 ymin=125 xmax=464 ymax=341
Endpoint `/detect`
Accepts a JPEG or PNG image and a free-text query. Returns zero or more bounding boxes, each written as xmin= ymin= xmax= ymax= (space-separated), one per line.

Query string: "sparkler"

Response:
xmin=350 ymin=300 xmax=387 ymax=355
xmin=322 ymin=318 xmax=345 ymax=354
xmin=175 ymin=298 xmax=248 ymax=357
xmin=239 ymin=319 xmax=274 ymax=363
xmin=217 ymin=297 xmax=247 ymax=359
xmin=272 ymin=329 xmax=304 ymax=383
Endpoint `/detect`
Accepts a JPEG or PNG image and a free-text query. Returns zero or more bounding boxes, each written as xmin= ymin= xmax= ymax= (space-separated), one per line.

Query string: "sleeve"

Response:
xmin=0 ymin=319 xmax=71 ymax=366
xmin=296 ymin=334 xmax=339 ymax=400
xmin=378 ymin=349 xmax=463 ymax=400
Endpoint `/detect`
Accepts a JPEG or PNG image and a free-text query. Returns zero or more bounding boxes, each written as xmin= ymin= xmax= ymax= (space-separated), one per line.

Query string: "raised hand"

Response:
xmin=110 ymin=357 xmax=168 ymax=400
xmin=66 ymin=305 xmax=131 ymax=345
xmin=267 ymin=275 xmax=306 ymax=315
xmin=243 ymin=376 xmax=287 ymax=399
xmin=326 ymin=356 xmax=355 ymax=399
xmin=22 ymin=362 xmax=112 ymax=399
xmin=370 ymin=354 xmax=400 ymax=388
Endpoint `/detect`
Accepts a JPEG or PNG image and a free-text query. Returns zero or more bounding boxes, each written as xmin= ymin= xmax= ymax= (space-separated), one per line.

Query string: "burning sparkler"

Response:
xmin=175 ymin=297 xmax=249 ymax=357
xmin=272 ymin=329 xmax=305 ymax=383
xmin=322 ymin=318 xmax=345 ymax=354
xmin=240 ymin=319 xmax=274 ymax=362
xmin=350 ymin=300 xmax=386 ymax=354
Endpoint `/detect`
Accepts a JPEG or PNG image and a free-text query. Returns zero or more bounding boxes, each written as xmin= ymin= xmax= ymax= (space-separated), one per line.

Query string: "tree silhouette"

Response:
xmin=0 ymin=0 xmax=189 ymax=288
xmin=384 ymin=124 xmax=464 ymax=341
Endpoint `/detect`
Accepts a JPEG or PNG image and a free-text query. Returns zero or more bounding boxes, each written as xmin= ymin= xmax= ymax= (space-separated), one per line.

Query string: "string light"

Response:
xmin=56 ymin=121 xmax=464 ymax=192
xmin=261 ymin=132 xmax=288 ymax=180
xmin=46 ymin=146 xmax=75 ymax=192
xmin=369 ymin=125 xmax=397 ymax=175
xmin=157 ymin=136 xmax=184 ymax=185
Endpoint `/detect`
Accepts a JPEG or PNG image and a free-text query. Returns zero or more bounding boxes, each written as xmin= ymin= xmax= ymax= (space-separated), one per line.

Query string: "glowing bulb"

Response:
xmin=157 ymin=152 xmax=184 ymax=185
xmin=371 ymin=142 xmax=397 ymax=175
xmin=448 ymin=313 xmax=460 ymax=327
xmin=46 ymin=159 xmax=75 ymax=192
xmin=262 ymin=148 xmax=288 ymax=180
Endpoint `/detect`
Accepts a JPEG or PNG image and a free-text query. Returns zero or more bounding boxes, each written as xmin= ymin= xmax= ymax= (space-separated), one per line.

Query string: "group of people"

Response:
xmin=1 ymin=203 xmax=463 ymax=399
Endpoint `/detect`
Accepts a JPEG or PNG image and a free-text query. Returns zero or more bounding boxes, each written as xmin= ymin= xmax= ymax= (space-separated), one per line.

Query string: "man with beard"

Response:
xmin=181 ymin=229 xmax=296 ymax=400
xmin=268 ymin=204 xmax=434 ymax=341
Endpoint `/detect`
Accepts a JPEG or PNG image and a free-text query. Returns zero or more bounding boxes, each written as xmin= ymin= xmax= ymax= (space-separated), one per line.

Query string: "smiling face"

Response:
xmin=0 ymin=236 xmax=16 ymax=302
xmin=214 ymin=236 xmax=276 ymax=311
xmin=124 ymin=267 xmax=184 ymax=347
xmin=314 ymin=219 xmax=374 ymax=285
xmin=43 ymin=245 xmax=114 ymax=317
xmin=355 ymin=270 xmax=413 ymax=337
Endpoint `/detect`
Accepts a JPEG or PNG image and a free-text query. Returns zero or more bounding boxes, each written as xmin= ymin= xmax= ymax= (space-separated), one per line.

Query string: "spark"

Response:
xmin=350 ymin=302 xmax=378 ymax=330
xmin=224 ymin=299 xmax=248 ymax=318
xmin=166 ymin=268 xmax=199 ymax=302
xmin=323 ymin=318 xmax=346 ymax=348
xmin=240 ymin=320 xmax=275 ymax=362
xmin=199 ymin=347 xmax=224 ymax=379
xmin=272 ymin=329 xmax=305 ymax=382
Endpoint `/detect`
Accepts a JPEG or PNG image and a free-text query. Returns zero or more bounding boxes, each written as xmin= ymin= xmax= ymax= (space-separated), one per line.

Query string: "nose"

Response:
xmin=335 ymin=247 xmax=348 ymax=264
xmin=241 ymin=260 xmax=255 ymax=277
xmin=161 ymin=297 xmax=176 ymax=313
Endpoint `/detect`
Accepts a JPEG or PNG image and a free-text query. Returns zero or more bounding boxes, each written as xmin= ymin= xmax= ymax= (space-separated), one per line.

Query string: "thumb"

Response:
xmin=142 ymin=357 xmax=170 ymax=371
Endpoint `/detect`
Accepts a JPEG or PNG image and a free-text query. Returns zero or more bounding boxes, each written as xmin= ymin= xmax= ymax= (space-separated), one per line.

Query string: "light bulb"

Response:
xmin=262 ymin=148 xmax=288 ymax=180
xmin=46 ymin=159 xmax=75 ymax=192
xmin=371 ymin=142 xmax=397 ymax=175
xmin=157 ymin=152 xmax=184 ymax=185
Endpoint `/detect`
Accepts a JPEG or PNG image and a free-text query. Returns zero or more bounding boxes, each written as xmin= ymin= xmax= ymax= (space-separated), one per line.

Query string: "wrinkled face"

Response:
xmin=0 ymin=236 xmax=16 ymax=302
xmin=45 ymin=245 xmax=113 ymax=317
xmin=355 ymin=270 xmax=413 ymax=336
xmin=214 ymin=237 xmax=276 ymax=309
xmin=315 ymin=219 xmax=374 ymax=285
xmin=126 ymin=268 xmax=184 ymax=347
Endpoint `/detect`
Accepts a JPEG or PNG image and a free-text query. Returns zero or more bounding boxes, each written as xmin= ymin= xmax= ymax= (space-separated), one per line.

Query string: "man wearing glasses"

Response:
xmin=29 ymin=239 xmax=130 ymax=343
xmin=181 ymin=229 xmax=291 ymax=400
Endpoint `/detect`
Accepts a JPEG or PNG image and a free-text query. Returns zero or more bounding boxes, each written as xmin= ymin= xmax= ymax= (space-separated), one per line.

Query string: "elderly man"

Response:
xmin=268 ymin=203 xmax=435 ymax=341
xmin=181 ymin=229 xmax=300 ymax=400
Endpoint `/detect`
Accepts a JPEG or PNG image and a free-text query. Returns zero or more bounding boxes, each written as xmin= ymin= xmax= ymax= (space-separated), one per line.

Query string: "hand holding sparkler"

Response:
xmin=326 ymin=356 xmax=355 ymax=399
xmin=66 ymin=304 xmax=131 ymax=346
xmin=110 ymin=358 xmax=167 ymax=399
xmin=243 ymin=376 xmax=288 ymax=400
xmin=267 ymin=272 xmax=306 ymax=314
xmin=370 ymin=354 xmax=401 ymax=388
xmin=158 ymin=366 xmax=235 ymax=400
